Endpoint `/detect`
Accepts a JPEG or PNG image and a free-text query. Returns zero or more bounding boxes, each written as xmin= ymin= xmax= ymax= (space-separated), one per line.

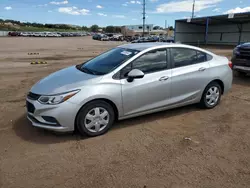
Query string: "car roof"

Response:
xmin=118 ymin=42 xmax=215 ymax=56
xmin=118 ymin=42 xmax=172 ymax=51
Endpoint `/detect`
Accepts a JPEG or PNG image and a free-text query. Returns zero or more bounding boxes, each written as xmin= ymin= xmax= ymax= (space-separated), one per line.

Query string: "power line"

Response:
xmin=142 ymin=0 xmax=146 ymax=36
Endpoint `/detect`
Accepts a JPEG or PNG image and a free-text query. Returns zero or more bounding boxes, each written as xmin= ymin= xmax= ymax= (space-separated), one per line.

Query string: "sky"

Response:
xmin=0 ymin=0 xmax=250 ymax=27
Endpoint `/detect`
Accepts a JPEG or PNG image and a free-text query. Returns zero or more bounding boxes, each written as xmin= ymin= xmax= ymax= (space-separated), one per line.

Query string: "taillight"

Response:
xmin=228 ymin=61 xmax=233 ymax=69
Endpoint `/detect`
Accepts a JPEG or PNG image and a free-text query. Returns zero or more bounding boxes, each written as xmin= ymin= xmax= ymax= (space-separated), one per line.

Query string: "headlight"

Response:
xmin=233 ymin=47 xmax=240 ymax=55
xmin=38 ymin=90 xmax=80 ymax=105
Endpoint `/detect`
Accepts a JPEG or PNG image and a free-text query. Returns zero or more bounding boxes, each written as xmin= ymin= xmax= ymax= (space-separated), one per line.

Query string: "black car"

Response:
xmin=92 ymin=34 xmax=102 ymax=40
xmin=232 ymin=43 xmax=250 ymax=76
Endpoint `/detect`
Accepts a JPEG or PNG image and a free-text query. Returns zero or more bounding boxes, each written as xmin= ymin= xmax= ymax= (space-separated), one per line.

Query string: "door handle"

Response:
xmin=198 ymin=67 xmax=206 ymax=71
xmin=159 ymin=76 xmax=169 ymax=81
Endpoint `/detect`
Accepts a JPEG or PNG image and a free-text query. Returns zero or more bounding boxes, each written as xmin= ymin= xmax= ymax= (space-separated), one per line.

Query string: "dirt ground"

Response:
xmin=0 ymin=37 xmax=250 ymax=188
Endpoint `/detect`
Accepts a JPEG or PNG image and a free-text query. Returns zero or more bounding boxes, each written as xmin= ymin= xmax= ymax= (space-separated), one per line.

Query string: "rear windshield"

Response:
xmin=79 ymin=47 xmax=139 ymax=75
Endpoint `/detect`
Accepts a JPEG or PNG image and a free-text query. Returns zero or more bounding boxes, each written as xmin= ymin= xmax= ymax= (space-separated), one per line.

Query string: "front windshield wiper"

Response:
xmin=76 ymin=64 xmax=96 ymax=75
xmin=77 ymin=65 xmax=104 ymax=75
xmin=81 ymin=67 xmax=96 ymax=75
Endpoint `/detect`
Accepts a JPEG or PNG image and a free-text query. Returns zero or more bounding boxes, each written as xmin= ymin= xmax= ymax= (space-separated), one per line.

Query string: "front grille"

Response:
xmin=26 ymin=101 xmax=35 ymax=113
xmin=238 ymin=47 xmax=250 ymax=60
xmin=27 ymin=92 xmax=41 ymax=100
xmin=233 ymin=61 xmax=250 ymax=67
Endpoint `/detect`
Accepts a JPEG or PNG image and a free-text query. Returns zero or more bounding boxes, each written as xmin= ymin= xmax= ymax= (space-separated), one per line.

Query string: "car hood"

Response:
xmin=239 ymin=43 xmax=250 ymax=48
xmin=30 ymin=66 xmax=102 ymax=95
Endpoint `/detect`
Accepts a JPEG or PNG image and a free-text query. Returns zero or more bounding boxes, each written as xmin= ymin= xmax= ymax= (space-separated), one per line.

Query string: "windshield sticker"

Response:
xmin=121 ymin=51 xmax=132 ymax=56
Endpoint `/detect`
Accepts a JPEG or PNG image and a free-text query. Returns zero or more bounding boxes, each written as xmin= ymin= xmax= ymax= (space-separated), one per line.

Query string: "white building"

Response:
xmin=124 ymin=24 xmax=154 ymax=32
xmin=121 ymin=24 xmax=167 ymax=36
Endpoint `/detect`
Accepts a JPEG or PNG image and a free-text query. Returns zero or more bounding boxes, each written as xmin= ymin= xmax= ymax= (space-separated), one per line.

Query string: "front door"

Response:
xmin=121 ymin=48 xmax=172 ymax=116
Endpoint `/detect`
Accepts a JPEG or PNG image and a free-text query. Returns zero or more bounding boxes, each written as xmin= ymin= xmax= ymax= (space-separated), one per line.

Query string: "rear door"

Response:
xmin=169 ymin=47 xmax=211 ymax=105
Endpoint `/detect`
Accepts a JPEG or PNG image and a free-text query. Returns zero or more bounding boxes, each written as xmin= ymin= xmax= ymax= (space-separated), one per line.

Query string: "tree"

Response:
xmin=153 ymin=26 xmax=160 ymax=30
xmin=44 ymin=24 xmax=54 ymax=28
xmin=114 ymin=27 xmax=121 ymax=33
xmin=90 ymin=24 xmax=99 ymax=32
xmin=82 ymin=26 xmax=89 ymax=31
xmin=168 ymin=26 xmax=174 ymax=31
xmin=31 ymin=22 xmax=44 ymax=28
xmin=105 ymin=25 xmax=114 ymax=33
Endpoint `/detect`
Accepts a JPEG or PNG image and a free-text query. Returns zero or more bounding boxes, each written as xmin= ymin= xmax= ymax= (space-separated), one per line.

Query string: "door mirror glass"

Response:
xmin=127 ymin=69 xmax=144 ymax=82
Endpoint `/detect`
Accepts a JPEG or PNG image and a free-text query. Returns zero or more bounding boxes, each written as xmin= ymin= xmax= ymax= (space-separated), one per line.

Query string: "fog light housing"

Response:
xmin=42 ymin=116 xmax=60 ymax=126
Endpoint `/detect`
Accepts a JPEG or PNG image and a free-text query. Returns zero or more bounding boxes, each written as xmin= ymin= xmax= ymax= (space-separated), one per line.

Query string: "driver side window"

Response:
xmin=120 ymin=48 xmax=167 ymax=79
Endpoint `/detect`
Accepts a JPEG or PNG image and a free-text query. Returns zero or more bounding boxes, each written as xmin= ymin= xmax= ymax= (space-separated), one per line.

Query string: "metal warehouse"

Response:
xmin=175 ymin=12 xmax=250 ymax=46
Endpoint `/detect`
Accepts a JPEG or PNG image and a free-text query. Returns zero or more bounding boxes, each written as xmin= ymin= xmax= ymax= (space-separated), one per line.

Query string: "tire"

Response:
xmin=76 ymin=100 xmax=115 ymax=137
xmin=200 ymin=82 xmax=222 ymax=109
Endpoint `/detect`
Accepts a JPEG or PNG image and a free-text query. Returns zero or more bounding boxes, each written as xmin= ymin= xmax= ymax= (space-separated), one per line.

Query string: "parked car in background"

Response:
xmin=20 ymin=32 xmax=28 ymax=37
xmin=232 ymin=43 xmax=250 ymax=76
xmin=33 ymin=33 xmax=41 ymax=37
xmin=54 ymin=33 xmax=61 ymax=37
xmin=124 ymin=36 xmax=133 ymax=42
xmin=100 ymin=35 xmax=109 ymax=41
xmin=92 ymin=33 xmax=102 ymax=40
xmin=131 ymin=37 xmax=150 ymax=43
xmin=8 ymin=31 xmax=20 ymax=36
xmin=60 ymin=33 xmax=69 ymax=37
xmin=112 ymin=35 xmax=124 ymax=41
xmin=26 ymin=43 xmax=232 ymax=137
xmin=148 ymin=36 xmax=160 ymax=42
xmin=106 ymin=33 xmax=114 ymax=38
xmin=8 ymin=31 xmax=88 ymax=37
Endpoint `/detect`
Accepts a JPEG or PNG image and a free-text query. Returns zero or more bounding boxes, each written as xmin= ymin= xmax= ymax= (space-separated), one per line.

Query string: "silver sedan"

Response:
xmin=26 ymin=43 xmax=233 ymax=136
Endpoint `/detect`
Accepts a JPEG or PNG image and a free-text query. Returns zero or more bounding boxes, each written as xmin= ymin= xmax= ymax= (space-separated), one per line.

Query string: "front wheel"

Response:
xmin=76 ymin=100 xmax=115 ymax=137
xmin=200 ymin=82 xmax=222 ymax=109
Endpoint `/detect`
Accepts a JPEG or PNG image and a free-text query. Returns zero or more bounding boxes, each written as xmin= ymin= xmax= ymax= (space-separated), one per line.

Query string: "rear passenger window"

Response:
xmin=171 ymin=48 xmax=208 ymax=68
xmin=207 ymin=54 xmax=213 ymax=61
xmin=196 ymin=51 xmax=207 ymax=63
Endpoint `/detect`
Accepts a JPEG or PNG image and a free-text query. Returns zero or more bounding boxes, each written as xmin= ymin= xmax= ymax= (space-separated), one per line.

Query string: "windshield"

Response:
xmin=79 ymin=47 xmax=139 ymax=75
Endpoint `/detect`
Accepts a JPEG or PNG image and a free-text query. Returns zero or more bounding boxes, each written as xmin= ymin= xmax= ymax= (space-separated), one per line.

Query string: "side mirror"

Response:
xmin=127 ymin=69 xmax=145 ymax=82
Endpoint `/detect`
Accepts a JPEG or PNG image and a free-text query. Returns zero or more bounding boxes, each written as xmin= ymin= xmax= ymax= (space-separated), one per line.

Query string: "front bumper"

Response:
xmin=232 ymin=57 xmax=250 ymax=73
xmin=26 ymin=98 xmax=81 ymax=132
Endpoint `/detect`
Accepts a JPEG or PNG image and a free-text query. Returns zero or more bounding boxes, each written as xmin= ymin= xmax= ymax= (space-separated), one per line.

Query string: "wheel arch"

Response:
xmin=74 ymin=98 xmax=119 ymax=130
xmin=208 ymin=79 xmax=225 ymax=94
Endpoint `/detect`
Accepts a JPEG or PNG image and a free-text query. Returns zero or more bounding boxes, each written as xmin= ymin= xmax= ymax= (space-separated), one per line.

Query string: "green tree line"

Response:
xmin=0 ymin=19 xmax=123 ymax=32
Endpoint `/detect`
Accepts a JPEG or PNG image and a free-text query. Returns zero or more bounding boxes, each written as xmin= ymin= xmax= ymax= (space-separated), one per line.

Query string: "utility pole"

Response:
xmin=192 ymin=0 xmax=195 ymax=18
xmin=142 ymin=0 xmax=146 ymax=37
xmin=165 ymin=20 xmax=167 ymax=29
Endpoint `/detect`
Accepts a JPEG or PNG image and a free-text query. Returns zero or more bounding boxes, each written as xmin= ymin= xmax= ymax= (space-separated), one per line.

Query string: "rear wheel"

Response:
xmin=76 ymin=100 xmax=115 ymax=137
xmin=200 ymin=82 xmax=222 ymax=109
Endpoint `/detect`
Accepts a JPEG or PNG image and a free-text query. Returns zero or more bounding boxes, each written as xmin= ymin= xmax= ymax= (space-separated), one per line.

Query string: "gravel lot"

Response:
xmin=0 ymin=37 xmax=250 ymax=188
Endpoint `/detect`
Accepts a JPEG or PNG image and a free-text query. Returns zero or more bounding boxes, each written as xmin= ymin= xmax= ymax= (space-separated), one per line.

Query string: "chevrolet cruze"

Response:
xmin=26 ymin=43 xmax=233 ymax=136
